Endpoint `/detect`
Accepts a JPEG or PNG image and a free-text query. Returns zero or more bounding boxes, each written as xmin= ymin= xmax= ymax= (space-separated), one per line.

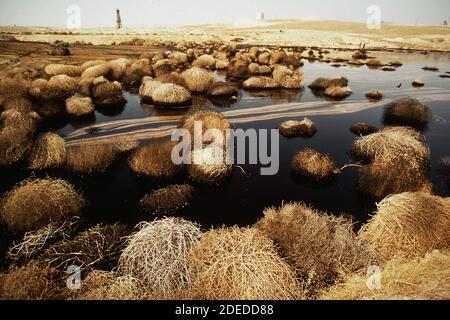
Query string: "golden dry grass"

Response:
xmin=0 ymin=261 xmax=64 ymax=300
xmin=151 ymin=83 xmax=192 ymax=107
xmin=182 ymin=67 xmax=214 ymax=93
xmin=192 ymin=54 xmax=216 ymax=69
xmin=27 ymin=132 xmax=66 ymax=170
xmin=384 ymin=97 xmax=431 ymax=126
xmin=81 ymin=63 xmax=111 ymax=79
xmin=255 ymin=202 xmax=376 ymax=297
xmin=206 ymin=81 xmax=238 ymax=97
xmin=188 ymin=146 xmax=232 ymax=185
xmin=0 ymin=178 xmax=85 ymax=232
xmin=358 ymin=192 xmax=450 ymax=260
xmin=41 ymin=223 xmax=129 ymax=271
xmin=44 ymin=64 xmax=83 ymax=77
xmin=292 ymin=148 xmax=340 ymax=181
xmin=350 ymin=127 xmax=431 ymax=200
xmin=65 ymin=94 xmax=94 ymax=117
xmin=128 ymin=141 xmax=182 ymax=179
xmin=140 ymin=184 xmax=194 ymax=214
xmin=91 ymin=76 xmax=124 ymax=106
xmin=118 ymin=218 xmax=202 ymax=295
xmin=2 ymin=96 xmax=34 ymax=113
xmin=189 ymin=226 xmax=303 ymax=300
xmin=226 ymin=60 xmax=250 ymax=80
xmin=350 ymin=122 xmax=378 ymax=136
xmin=45 ymin=75 xmax=78 ymax=100
xmin=308 ymin=77 xmax=348 ymax=90
xmin=365 ymin=89 xmax=383 ymax=100
xmin=273 ymin=65 xmax=304 ymax=89
xmin=138 ymin=77 xmax=162 ymax=101
xmin=66 ymin=144 xmax=117 ymax=175
xmin=321 ymin=250 xmax=450 ymax=300
xmin=180 ymin=110 xmax=231 ymax=146
xmin=324 ymin=86 xmax=352 ymax=99
xmin=243 ymin=76 xmax=279 ymax=90
xmin=156 ymin=72 xmax=187 ymax=88
xmin=278 ymin=118 xmax=317 ymax=138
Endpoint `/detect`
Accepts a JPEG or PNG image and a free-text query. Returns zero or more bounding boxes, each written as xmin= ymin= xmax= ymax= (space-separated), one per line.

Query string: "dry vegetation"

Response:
xmin=140 ymin=184 xmax=194 ymax=214
xmin=180 ymin=111 xmax=231 ymax=146
xmin=189 ymin=226 xmax=303 ymax=300
xmin=27 ymin=132 xmax=66 ymax=170
xmin=350 ymin=122 xmax=378 ymax=136
xmin=65 ymin=144 xmax=117 ymax=175
xmin=188 ymin=146 xmax=232 ymax=185
xmin=278 ymin=118 xmax=317 ymax=138
xmin=321 ymin=250 xmax=450 ymax=300
xmin=384 ymin=97 xmax=431 ymax=127
xmin=0 ymin=178 xmax=85 ymax=232
xmin=292 ymin=148 xmax=340 ymax=181
xmin=358 ymin=192 xmax=450 ymax=260
xmin=118 ymin=218 xmax=202 ymax=296
xmin=255 ymin=202 xmax=376 ymax=297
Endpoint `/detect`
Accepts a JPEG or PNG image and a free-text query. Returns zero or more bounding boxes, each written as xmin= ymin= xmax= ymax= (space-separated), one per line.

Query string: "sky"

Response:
xmin=0 ymin=0 xmax=449 ymax=28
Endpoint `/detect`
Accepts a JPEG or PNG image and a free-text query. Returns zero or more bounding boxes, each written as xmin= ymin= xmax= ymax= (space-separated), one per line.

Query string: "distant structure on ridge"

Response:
xmin=256 ymin=12 xmax=265 ymax=21
xmin=116 ymin=9 xmax=122 ymax=29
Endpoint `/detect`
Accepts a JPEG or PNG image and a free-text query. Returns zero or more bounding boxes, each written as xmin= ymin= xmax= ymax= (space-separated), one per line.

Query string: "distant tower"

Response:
xmin=256 ymin=12 xmax=265 ymax=21
xmin=116 ymin=9 xmax=122 ymax=29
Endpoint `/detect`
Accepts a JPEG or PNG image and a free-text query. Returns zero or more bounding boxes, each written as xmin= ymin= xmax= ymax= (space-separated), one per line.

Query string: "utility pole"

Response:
xmin=116 ymin=9 xmax=122 ymax=29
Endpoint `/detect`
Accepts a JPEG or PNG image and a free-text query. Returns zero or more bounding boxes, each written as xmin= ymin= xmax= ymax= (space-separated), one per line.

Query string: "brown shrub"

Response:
xmin=81 ymin=60 xmax=107 ymax=70
xmin=27 ymin=132 xmax=66 ymax=170
xmin=152 ymin=83 xmax=192 ymax=107
xmin=2 ymin=96 xmax=34 ymax=113
xmin=292 ymin=148 xmax=340 ymax=181
xmin=41 ymin=223 xmax=129 ymax=271
xmin=243 ymin=76 xmax=279 ymax=90
xmin=66 ymin=144 xmax=117 ymax=175
xmin=0 ymin=261 xmax=64 ymax=300
xmin=324 ymin=86 xmax=352 ymax=99
xmin=308 ymin=77 xmax=348 ymax=90
xmin=44 ymin=64 xmax=83 ymax=77
xmin=226 ymin=60 xmax=250 ymax=80
xmin=255 ymin=202 xmax=376 ymax=296
xmin=91 ymin=76 xmax=124 ymax=106
xmin=0 ymin=178 xmax=85 ymax=232
xmin=81 ymin=63 xmax=111 ymax=79
xmin=189 ymin=226 xmax=303 ymax=300
xmin=76 ymin=77 xmax=94 ymax=96
xmin=273 ymin=65 xmax=304 ymax=89
xmin=140 ymin=184 xmax=194 ymax=214
xmin=0 ymin=77 xmax=30 ymax=99
xmin=182 ymin=67 xmax=214 ymax=93
xmin=46 ymin=75 xmax=78 ymax=100
xmin=128 ymin=141 xmax=182 ymax=179
xmin=107 ymin=58 xmax=129 ymax=81
xmin=192 ymin=54 xmax=216 ymax=69
xmin=278 ymin=118 xmax=317 ymax=138
xmin=157 ymin=72 xmax=187 ymax=88
xmin=366 ymin=59 xmax=383 ymax=67
xmin=206 ymin=81 xmax=238 ymax=97
xmin=65 ymin=94 xmax=94 ymax=117
xmin=358 ymin=192 xmax=450 ymax=260
xmin=384 ymin=97 xmax=431 ymax=127
xmin=118 ymin=218 xmax=202 ymax=295
xmin=188 ymin=146 xmax=232 ymax=185
xmin=412 ymin=79 xmax=425 ymax=87
xmin=270 ymin=50 xmax=288 ymax=65
xmin=350 ymin=122 xmax=378 ymax=136
xmin=321 ymin=250 xmax=450 ymax=300
xmin=365 ymin=89 xmax=383 ymax=100
xmin=139 ymin=77 xmax=162 ymax=101
xmin=180 ymin=111 xmax=231 ymax=146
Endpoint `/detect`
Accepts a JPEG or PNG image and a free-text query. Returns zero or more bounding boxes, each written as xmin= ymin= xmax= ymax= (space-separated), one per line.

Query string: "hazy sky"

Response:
xmin=0 ymin=0 xmax=449 ymax=28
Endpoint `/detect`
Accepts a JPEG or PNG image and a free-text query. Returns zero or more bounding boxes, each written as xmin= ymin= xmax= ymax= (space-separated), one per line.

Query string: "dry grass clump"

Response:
xmin=46 ymin=75 xmax=78 ymax=100
xmin=41 ymin=223 xmax=129 ymax=271
xmin=207 ymin=81 xmax=238 ymax=97
xmin=358 ymin=192 xmax=450 ymax=260
xmin=321 ymin=250 xmax=450 ymax=300
xmin=441 ymin=157 xmax=450 ymax=186
xmin=81 ymin=60 xmax=107 ymax=70
xmin=0 ymin=110 xmax=40 ymax=166
xmin=45 ymin=64 xmax=83 ymax=77
xmin=122 ymin=59 xmax=153 ymax=88
xmin=0 ymin=77 xmax=30 ymax=99
xmin=189 ymin=226 xmax=303 ymax=300
xmin=308 ymin=77 xmax=348 ymax=91
xmin=139 ymin=77 xmax=162 ymax=101
xmin=74 ymin=270 xmax=142 ymax=300
xmin=366 ymin=59 xmax=383 ymax=67
xmin=65 ymin=144 xmax=117 ymax=175
xmin=215 ymin=59 xmax=229 ymax=70
xmin=226 ymin=60 xmax=250 ymax=80
xmin=324 ymin=86 xmax=352 ymax=99
xmin=188 ymin=146 xmax=232 ymax=185
xmin=248 ymin=63 xmax=272 ymax=75
xmin=278 ymin=118 xmax=317 ymax=138
xmin=128 ymin=141 xmax=181 ymax=179
xmin=65 ymin=94 xmax=94 ymax=117
xmin=270 ymin=50 xmax=288 ymax=65
xmin=157 ymin=72 xmax=187 ymax=88
xmin=27 ymin=132 xmax=66 ymax=170
xmin=76 ymin=76 xmax=94 ymax=96
xmin=107 ymin=58 xmax=129 ymax=81
xmin=6 ymin=217 xmax=80 ymax=264
xmin=384 ymin=97 xmax=431 ymax=127
xmin=352 ymin=50 xmax=367 ymax=59
xmin=91 ymin=76 xmax=124 ymax=106
xmin=365 ymin=89 xmax=383 ymax=100
xmin=192 ymin=54 xmax=216 ymax=69
xmin=153 ymin=63 xmax=175 ymax=78
xmin=412 ymin=79 xmax=425 ymax=87
xmin=351 ymin=127 xmax=431 ymax=200
xmin=111 ymin=135 xmax=138 ymax=153
xmin=140 ymin=184 xmax=194 ymax=214
xmin=151 ymin=83 xmax=192 ymax=107
xmin=2 ymin=96 xmax=34 ymax=113
xmin=118 ymin=218 xmax=202 ymax=295
xmin=255 ymin=202 xmax=376 ymax=296
xmin=292 ymin=148 xmax=340 ymax=181
xmin=0 ymin=261 xmax=63 ymax=300
xmin=350 ymin=122 xmax=378 ymax=136
xmin=273 ymin=65 xmax=304 ymax=89
xmin=180 ymin=111 xmax=231 ymax=146
xmin=243 ymin=76 xmax=279 ymax=90
xmin=81 ymin=63 xmax=111 ymax=79
xmin=0 ymin=178 xmax=85 ymax=233
xmin=182 ymin=67 xmax=214 ymax=93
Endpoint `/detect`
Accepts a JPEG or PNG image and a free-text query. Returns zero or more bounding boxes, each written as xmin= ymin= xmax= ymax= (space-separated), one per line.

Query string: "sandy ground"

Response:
xmin=1 ymin=20 xmax=450 ymax=51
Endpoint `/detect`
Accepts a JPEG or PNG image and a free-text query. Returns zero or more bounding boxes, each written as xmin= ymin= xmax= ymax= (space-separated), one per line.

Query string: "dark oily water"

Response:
xmin=3 ymin=50 xmax=450 ymax=231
